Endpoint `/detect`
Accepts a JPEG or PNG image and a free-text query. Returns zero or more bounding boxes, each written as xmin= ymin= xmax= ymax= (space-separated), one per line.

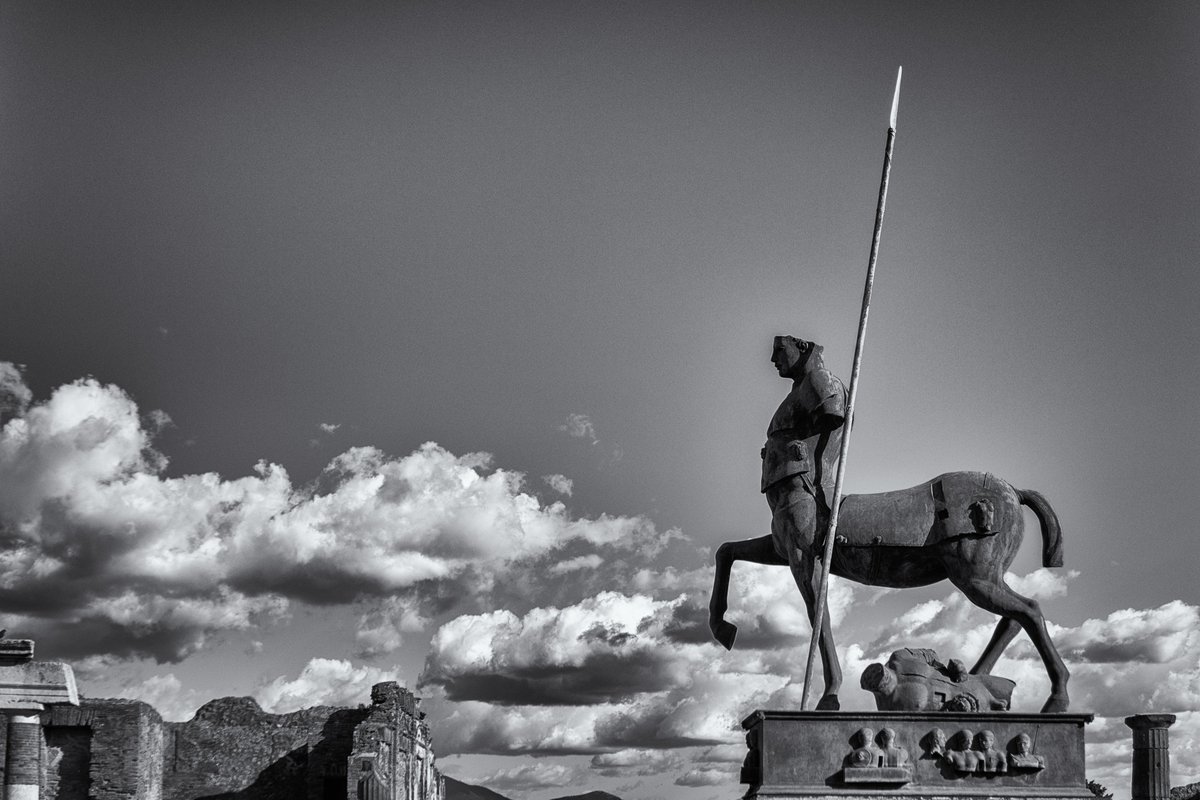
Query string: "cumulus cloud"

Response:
xmin=0 ymin=366 xmax=669 ymax=661
xmin=1007 ymin=568 xmax=1078 ymax=600
xmin=428 ymin=673 xmax=773 ymax=757
xmin=421 ymin=589 xmax=796 ymax=756
xmin=318 ymin=422 xmax=341 ymax=434
xmin=255 ymin=657 xmax=401 ymax=714
xmin=421 ymin=592 xmax=692 ymax=705
xmin=543 ymin=474 xmax=574 ymax=496
xmin=1054 ymin=601 xmax=1198 ymax=664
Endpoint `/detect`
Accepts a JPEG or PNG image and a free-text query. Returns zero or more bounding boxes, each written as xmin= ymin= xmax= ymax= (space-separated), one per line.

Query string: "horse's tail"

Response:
xmin=1017 ymin=489 xmax=1063 ymax=568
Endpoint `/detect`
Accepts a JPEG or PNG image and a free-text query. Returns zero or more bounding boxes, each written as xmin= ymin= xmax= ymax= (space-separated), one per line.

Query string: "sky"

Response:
xmin=1 ymin=2 xmax=1198 ymax=798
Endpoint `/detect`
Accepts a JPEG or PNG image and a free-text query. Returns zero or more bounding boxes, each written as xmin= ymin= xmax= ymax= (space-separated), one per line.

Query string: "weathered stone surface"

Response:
xmin=861 ymin=649 xmax=1015 ymax=712
xmin=162 ymin=696 xmax=366 ymax=800
xmin=349 ymin=682 xmax=444 ymax=800
xmin=740 ymin=710 xmax=1092 ymax=799
xmin=45 ymin=698 xmax=164 ymax=800
xmin=0 ymin=640 xmax=35 ymax=666
xmin=24 ymin=682 xmax=443 ymax=799
xmin=1127 ymin=714 xmax=1176 ymax=800
xmin=0 ymin=659 xmax=78 ymax=707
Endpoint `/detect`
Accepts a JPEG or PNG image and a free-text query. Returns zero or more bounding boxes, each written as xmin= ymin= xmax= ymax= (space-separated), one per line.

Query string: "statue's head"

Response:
xmin=851 ymin=727 xmax=874 ymax=749
xmin=974 ymin=730 xmax=995 ymax=751
xmin=879 ymin=728 xmax=896 ymax=747
xmin=771 ymin=335 xmax=822 ymax=378
xmin=1015 ymin=733 xmax=1033 ymax=754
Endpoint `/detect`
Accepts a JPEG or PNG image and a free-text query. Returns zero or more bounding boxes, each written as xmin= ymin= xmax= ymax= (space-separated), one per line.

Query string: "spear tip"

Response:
xmin=890 ymin=66 xmax=903 ymax=129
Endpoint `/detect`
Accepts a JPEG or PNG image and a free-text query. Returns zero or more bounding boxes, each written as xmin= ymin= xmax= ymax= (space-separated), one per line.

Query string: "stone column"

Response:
xmin=3 ymin=705 xmax=43 ymax=800
xmin=1125 ymin=713 xmax=1176 ymax=800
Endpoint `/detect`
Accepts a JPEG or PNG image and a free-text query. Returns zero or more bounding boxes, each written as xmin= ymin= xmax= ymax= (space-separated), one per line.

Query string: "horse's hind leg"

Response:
xmin=788 ymin=552 xmax=842 ymax=710
xmin=952 ymin=575 xmax=1070 ymax=712
xmin=971 ymin=618 xmax=1020 ymax=675
xmin=710 ymin=534 xmax=787 ymax=649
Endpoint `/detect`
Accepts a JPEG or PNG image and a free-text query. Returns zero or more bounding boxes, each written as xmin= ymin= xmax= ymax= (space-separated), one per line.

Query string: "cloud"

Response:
xmin=0 ymin=366 xmax=669 ymax=662
xmin=420 ymin=592 xmax=692 ymax=705
xmin=549 ymin=555 xmax=603 ymax=576
xmin=590 ymin=749 xmax=683 ymax=777
xmin=428 ymin=676 xmax=767 ymax=756
xmin=0 ymin=363 xmax=31 ymax=417
xmin=1007 ymin=568 xmax=1078 ymax=600
xmin=421 ymin=589 xmax=796 ymax=756
xmin=116 ymin=673 xmax=205 ymax=722
xmin=255 ymin=657 xmax=401 ymax=714
xmin=558 ymin=413 xmax=598 ymax=444
xmin=543 ymin=474 xmax=574 ymax=496
xmin=675 ymin=766 xmax=735 ymax=787
xmin=355 ymin=595 xmax=431 ymax=657
xmin=1053 ymin=601 xmax=1198 ymax=664
xmin=473 ymin=763 xmax=583 ymax=792
xmin=557 ymin=413 xmax=622 ymax=465
xmin=318 ymin=422 xmax=341 ymax=434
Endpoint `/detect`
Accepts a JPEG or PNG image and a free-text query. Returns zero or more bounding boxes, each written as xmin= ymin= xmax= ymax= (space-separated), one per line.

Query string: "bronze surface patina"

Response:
xmin=709 ymin=335 xmax=1071 ymax=713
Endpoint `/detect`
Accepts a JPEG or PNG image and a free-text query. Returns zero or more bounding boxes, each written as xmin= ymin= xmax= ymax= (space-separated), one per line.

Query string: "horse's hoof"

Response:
xmin=816 ymin=694 xmax=841 ymax=711
xmin=710 ymin=620 xmax=737 ymax=650
xmin=1040 ymin=694 xmax=1069 ymax=713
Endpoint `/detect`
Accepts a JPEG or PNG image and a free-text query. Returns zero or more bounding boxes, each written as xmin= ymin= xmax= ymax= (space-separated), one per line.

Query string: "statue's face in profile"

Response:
xmin=771 ymin=336 xmax=809 ymax=377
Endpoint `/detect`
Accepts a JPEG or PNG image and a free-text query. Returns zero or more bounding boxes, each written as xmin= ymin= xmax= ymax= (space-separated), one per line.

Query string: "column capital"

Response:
xmin=1125 ymin=714 xmax=1177 ymax=731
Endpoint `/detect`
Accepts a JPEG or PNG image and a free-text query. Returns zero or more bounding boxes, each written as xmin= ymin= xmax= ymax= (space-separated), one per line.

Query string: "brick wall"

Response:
xmin=44 ymin=726 xmax=90 ymax=800
xmin=45 ymin=699 xmax=164 ymax=800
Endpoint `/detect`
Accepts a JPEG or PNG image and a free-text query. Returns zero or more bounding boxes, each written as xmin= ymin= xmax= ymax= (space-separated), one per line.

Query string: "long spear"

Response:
xmin=800 ymin=67 xmax=902 ymax=711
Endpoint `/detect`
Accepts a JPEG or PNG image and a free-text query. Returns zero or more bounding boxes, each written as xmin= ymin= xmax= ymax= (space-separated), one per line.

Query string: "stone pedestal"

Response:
xmin=740 ymin=710 xmax=1093 ymax=800
xmin=1125 ymin=714 xmax=1175 ymax=800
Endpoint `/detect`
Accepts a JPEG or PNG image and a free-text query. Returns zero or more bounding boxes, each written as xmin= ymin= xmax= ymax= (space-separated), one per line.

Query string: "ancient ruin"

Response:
xmin=0 ymin=639 xmax=443 ymax=800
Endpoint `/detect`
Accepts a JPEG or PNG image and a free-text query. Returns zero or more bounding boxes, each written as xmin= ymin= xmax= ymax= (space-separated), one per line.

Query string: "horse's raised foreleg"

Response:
xmin=952 ymin=576 xmax=1070 ymax=712
xmin=788 ymin=552 xmax=842 ymax=710
xmin=971 ymin=617 xmax=1020 ymax=675
xmin=709 ymin=534 xmax=786 ymax=650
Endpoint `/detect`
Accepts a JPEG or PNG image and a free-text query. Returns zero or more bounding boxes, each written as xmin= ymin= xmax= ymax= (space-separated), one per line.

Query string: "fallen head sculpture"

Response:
xmin=708 ymin=335 xmax=1070 ymax=712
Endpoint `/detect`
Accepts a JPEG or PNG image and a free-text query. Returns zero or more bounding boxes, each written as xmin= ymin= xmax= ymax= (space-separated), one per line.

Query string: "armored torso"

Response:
xmin=761 ymin=366 xmax=847 ymax=498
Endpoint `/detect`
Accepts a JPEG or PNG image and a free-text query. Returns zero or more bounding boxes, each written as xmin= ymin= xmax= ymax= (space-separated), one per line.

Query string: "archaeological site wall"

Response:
xmin=0 ymin=681 xmax=442 ymax=800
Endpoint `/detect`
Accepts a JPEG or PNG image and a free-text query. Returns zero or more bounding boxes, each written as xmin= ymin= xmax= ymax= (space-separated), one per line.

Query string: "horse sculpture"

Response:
xmin=709 ymin=336 xmax=1070 ymax=713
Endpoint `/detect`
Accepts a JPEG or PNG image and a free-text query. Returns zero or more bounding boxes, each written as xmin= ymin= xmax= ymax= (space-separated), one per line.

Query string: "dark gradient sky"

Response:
xmin=2 ymin=3 xmax=1198 ymax=798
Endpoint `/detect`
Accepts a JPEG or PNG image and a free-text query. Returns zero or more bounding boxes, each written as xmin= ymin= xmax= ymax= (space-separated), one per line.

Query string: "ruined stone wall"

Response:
xmin=162 ymin=696 xmax=367 ymax=800
xmin=348 ymin=682 xmax=444 ymax=800
xmin=43 ymin=698 xmax=163 ymax=800
xmin=0 ymin=685 xmax=442 ymax=800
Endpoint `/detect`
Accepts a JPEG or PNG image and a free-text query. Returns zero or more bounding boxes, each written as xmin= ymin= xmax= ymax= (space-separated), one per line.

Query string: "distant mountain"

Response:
xmin=442 ymin=776 xmax=624 ymax=800
xmin=444 ymin=776 xmax=515 ymax=800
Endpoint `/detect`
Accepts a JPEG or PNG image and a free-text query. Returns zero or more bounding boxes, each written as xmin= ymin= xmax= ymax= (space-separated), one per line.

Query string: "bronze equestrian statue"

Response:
xmin=708 ymin=335 xmax=1070 ymax=712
